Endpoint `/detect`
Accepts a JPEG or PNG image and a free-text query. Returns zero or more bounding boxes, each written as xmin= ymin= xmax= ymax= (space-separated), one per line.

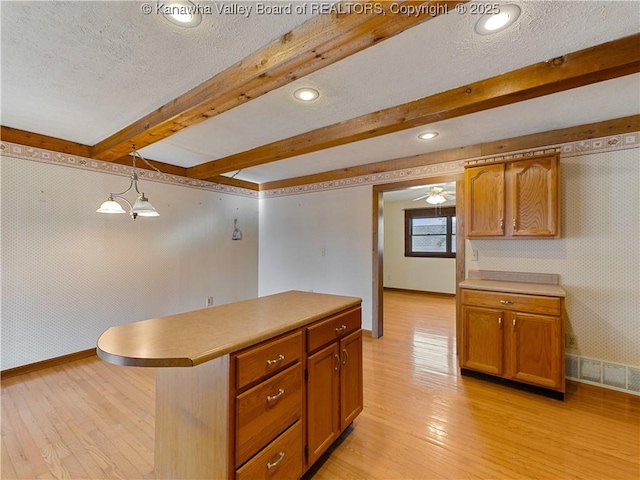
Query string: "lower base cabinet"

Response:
xmin=460 ymin=288 xmax=564 ymax=396
xmin=231 ymin=305 xmax=363 ymax=479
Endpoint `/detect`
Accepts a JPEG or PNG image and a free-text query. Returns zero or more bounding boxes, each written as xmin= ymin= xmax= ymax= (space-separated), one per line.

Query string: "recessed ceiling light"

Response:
xmin=418 ymin=131 xmax=439 ymax=140
xmin=293 ymin=88 xmax=320 ymax=102
xmin=475 ymin=4 xmax=520 ymax=35
xmin=159 ymin=1 xmax=202 ymax=28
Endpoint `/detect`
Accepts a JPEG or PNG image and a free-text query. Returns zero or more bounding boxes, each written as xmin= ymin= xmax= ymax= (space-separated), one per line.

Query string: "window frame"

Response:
xmin=404 ymin=207 xmax=457 ymax=258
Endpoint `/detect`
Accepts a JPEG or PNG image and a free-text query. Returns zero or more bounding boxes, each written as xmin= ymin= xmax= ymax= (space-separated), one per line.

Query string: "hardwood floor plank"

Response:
xmin=2 ymin=290 xmax=638 ymax=479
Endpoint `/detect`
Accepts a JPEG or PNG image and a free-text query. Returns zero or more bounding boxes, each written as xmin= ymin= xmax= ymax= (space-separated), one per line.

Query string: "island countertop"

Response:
xmin=97 ymin=290 xmax=362 ymax=368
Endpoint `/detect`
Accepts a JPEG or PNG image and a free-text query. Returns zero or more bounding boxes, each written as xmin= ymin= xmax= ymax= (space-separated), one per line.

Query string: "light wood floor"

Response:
xmin=2 ymin=290 xmax=639 ymax=479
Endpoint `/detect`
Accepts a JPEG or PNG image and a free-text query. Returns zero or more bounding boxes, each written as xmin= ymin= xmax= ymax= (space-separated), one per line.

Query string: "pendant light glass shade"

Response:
xmin=96 ymin=146 xmax=162 ymax=220
xmin=97 ymin=198 xmax=127 ymax=214
xmin=131 ymin=195 xmax=159 ymax=217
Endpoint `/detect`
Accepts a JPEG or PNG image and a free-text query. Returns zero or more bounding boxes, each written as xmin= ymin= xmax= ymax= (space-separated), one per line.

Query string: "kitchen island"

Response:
xmin=97 ymin=290 xmax=363 ymax=479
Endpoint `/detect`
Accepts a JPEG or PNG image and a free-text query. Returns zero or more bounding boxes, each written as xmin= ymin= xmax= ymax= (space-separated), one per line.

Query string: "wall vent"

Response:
xmin=565 ymin=355 xmax=639 ymax=396
xmin=628 ymin=367 xmax=640 ymax=393
xmin=603 ymin=363 xmax=627 ymax=389
xmin=566 ymin=355 xmax=579 ymax=379
xmin=580 ymin=358 xmax=602 ymax=383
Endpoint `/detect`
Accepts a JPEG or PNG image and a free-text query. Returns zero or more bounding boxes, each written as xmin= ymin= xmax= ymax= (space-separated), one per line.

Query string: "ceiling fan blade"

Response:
xmin=412 ymin=194 xmax=430 ymax=201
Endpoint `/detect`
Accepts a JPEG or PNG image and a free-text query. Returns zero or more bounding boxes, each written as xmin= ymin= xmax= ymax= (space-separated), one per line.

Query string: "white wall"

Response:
xmin=1 ymin=155 xmax=259 ymax=369
xmin=383 ymin=198 xmax=456 ymax=294
xmin=258 ymin=186 xmax=373 ymax=330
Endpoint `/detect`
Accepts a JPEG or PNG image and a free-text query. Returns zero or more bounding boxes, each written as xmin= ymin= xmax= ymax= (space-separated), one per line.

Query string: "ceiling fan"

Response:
xmin=412 ymin=185 xmax=456 ymax=205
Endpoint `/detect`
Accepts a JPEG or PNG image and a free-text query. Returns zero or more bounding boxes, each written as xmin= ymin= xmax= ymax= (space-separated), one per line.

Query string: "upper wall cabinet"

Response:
xmin=465 ymin=154 xmax=560 ymax=239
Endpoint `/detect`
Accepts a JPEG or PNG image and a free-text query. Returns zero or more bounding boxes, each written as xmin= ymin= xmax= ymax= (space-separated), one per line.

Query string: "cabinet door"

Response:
xmin=508 ymin=312 xmax=562 ymax=390
xmin=340 ymin=330 xmax=363 ymax=430
xmin=306 ymin=342 xmax=340 ymax=466
xmin=508 ymin=157 xmax=559 ymax=237
xmin=461 ymin=306 xmax=504 ymax=375
xmin=465 ymin=164 xmax=505 ymax=237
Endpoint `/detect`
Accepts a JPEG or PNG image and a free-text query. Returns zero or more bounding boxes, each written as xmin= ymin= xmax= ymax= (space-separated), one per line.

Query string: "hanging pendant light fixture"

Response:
xmin=96 ymin=146 xmax=161 ymax=220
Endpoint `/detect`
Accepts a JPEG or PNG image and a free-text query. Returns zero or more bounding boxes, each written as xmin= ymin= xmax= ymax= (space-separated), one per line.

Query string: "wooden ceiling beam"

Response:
xmin=259 ymin=114 xmax=640 ymax=190
xmin=0 ymin=126 xmax=93 ymax=157
xmin=188 ymin=34 xmax=640 ymax=179
xmin=208 ymin=175 xmax=260 ymax=191
xmin=0 ymin=125 xmax=259 ymax=190
xmin=91 ymin=1 xmax=461 ymax=162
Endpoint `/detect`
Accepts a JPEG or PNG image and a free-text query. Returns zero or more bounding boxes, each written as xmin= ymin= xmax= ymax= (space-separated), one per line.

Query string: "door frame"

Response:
xmin=371 ymin=173 xmax=465 ymax=345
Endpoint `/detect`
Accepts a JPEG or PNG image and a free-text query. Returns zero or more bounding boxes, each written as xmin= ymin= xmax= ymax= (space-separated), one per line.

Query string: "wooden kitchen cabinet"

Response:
xmin=340 ymin=329 xmax=364 ymax=428
xmin=461 ymin=306 xmax=504 ymax=376
xmin=98 ymin=291 xmax=363 ymax=480
xmin=306 ymin=307 xmax=363 ymax=467
xmin=232 ymin=303 xmax=363 ymax=479
xmin=306 ymin=342 xmax=340 ymax=464
xmin=465 ymin=154 xmax=560 ymax=238
xmin=465 ymin=163 xmax=506 ymax=236
xmin=460 ymin=288 xmax=565 ymax=397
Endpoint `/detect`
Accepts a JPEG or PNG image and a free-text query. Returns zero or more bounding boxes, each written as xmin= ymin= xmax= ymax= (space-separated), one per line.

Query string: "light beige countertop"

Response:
xmin=459 ymin=278 xmax=566 ymax=297
xmin=460 ymin=270 xmax=565 ymax=297
xmin=97 ymin=290 xmax=361 ymax=368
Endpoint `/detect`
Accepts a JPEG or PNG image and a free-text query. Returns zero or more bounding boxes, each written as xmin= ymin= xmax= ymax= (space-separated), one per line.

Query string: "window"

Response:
xmin=405 ymin=207 xmax=456 ymax=258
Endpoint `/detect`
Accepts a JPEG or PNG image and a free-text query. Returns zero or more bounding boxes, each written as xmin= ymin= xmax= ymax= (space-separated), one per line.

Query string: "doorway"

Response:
xmin=371 ymin=174 xmax=465 ymax=343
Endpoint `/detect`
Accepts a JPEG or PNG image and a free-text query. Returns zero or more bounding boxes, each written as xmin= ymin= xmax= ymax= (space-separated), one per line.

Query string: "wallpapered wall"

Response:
xmin=467 ymin=147 xmax=639 ymax=367
xmin=259 ymin=139 xmax=639 ymax=384
xmin=1 ymin=153 xmax=259 ymax=370
xmin=2 ymin=134 xmax=638 ymax=386
xmin=258 ymin=186 xmax=373 ymax=330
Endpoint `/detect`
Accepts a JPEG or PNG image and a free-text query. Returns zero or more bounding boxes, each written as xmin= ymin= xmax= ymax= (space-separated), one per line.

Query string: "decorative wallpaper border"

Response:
xmin=261 ymin=159 xmax=465 ymax=198
xmin=0 ymin=142 xmax=259 ymax=199
xmin=2 ymin=131 xmax=638 ymax=200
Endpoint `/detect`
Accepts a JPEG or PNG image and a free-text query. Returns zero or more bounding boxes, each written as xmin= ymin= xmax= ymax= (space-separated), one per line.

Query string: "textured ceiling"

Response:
xmin=1 ymin=1 xmax=639 ymax=184
xmin=1 ymin=1 xmax=314 ymax=144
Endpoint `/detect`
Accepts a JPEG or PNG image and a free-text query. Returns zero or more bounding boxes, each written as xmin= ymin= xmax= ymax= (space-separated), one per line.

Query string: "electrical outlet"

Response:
xmin=206 ymin=296 xmax=214 ymax=307
xmin=566 ymin=333 xmax=577 ymax=348
xmin=471 ymin=249 xmax=478 ymax=261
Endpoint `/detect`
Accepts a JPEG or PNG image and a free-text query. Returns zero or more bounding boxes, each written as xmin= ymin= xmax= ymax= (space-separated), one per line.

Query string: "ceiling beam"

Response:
xmin=188 ymin=33 xmax=640 ymax=180
xmin=0 ymin=126 xmax=92 ymax=158
xmin=208 ymin=175 xmax=260 ymax=191
xmin=91 ymin=1 xmax=462 ymax=162
xmin=0 ymin=125 xmax=259 ymax=190
xmin=259 ymin=114 xmax=640 ymax=190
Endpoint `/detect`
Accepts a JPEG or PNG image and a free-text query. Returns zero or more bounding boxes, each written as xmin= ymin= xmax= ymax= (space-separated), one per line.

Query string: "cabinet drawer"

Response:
xmin=235 ymin=331 xmax=303 ymax=390
xmin=307 ymin=307 xmax=361 ymax=353
xmin=236 ymin=420 xmax=302 ymax=480
xmin=461 ymin=289 xmax=561 ymax=316
xmin=236 ymin=363 xmax=302 ymax=467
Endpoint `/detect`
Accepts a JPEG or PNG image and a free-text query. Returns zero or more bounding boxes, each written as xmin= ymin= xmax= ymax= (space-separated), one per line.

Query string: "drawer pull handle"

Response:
xmin=499 ymin=300 xmax=514 ymax=305
xmin=266 ymin=388 xmax=285 ymax=403
xmin=266 ymin=354 xmax=285 ymax=366
xmin=334 ymin=353 xmax=341 ymax=371
xmin=500 ymin=218 xmax=504 ymax=230
xmin=512 ymin=319 xmax=517 ymax=330
xmin=335 ymin=324 xmax=347 ymax=333
xmin=498 ymin=317 xmax=503 ymax=328
xmin=267 ymin=452 xmax=285 ymax=470
xmin=343 ymin=348 xmax=349 ymax=365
